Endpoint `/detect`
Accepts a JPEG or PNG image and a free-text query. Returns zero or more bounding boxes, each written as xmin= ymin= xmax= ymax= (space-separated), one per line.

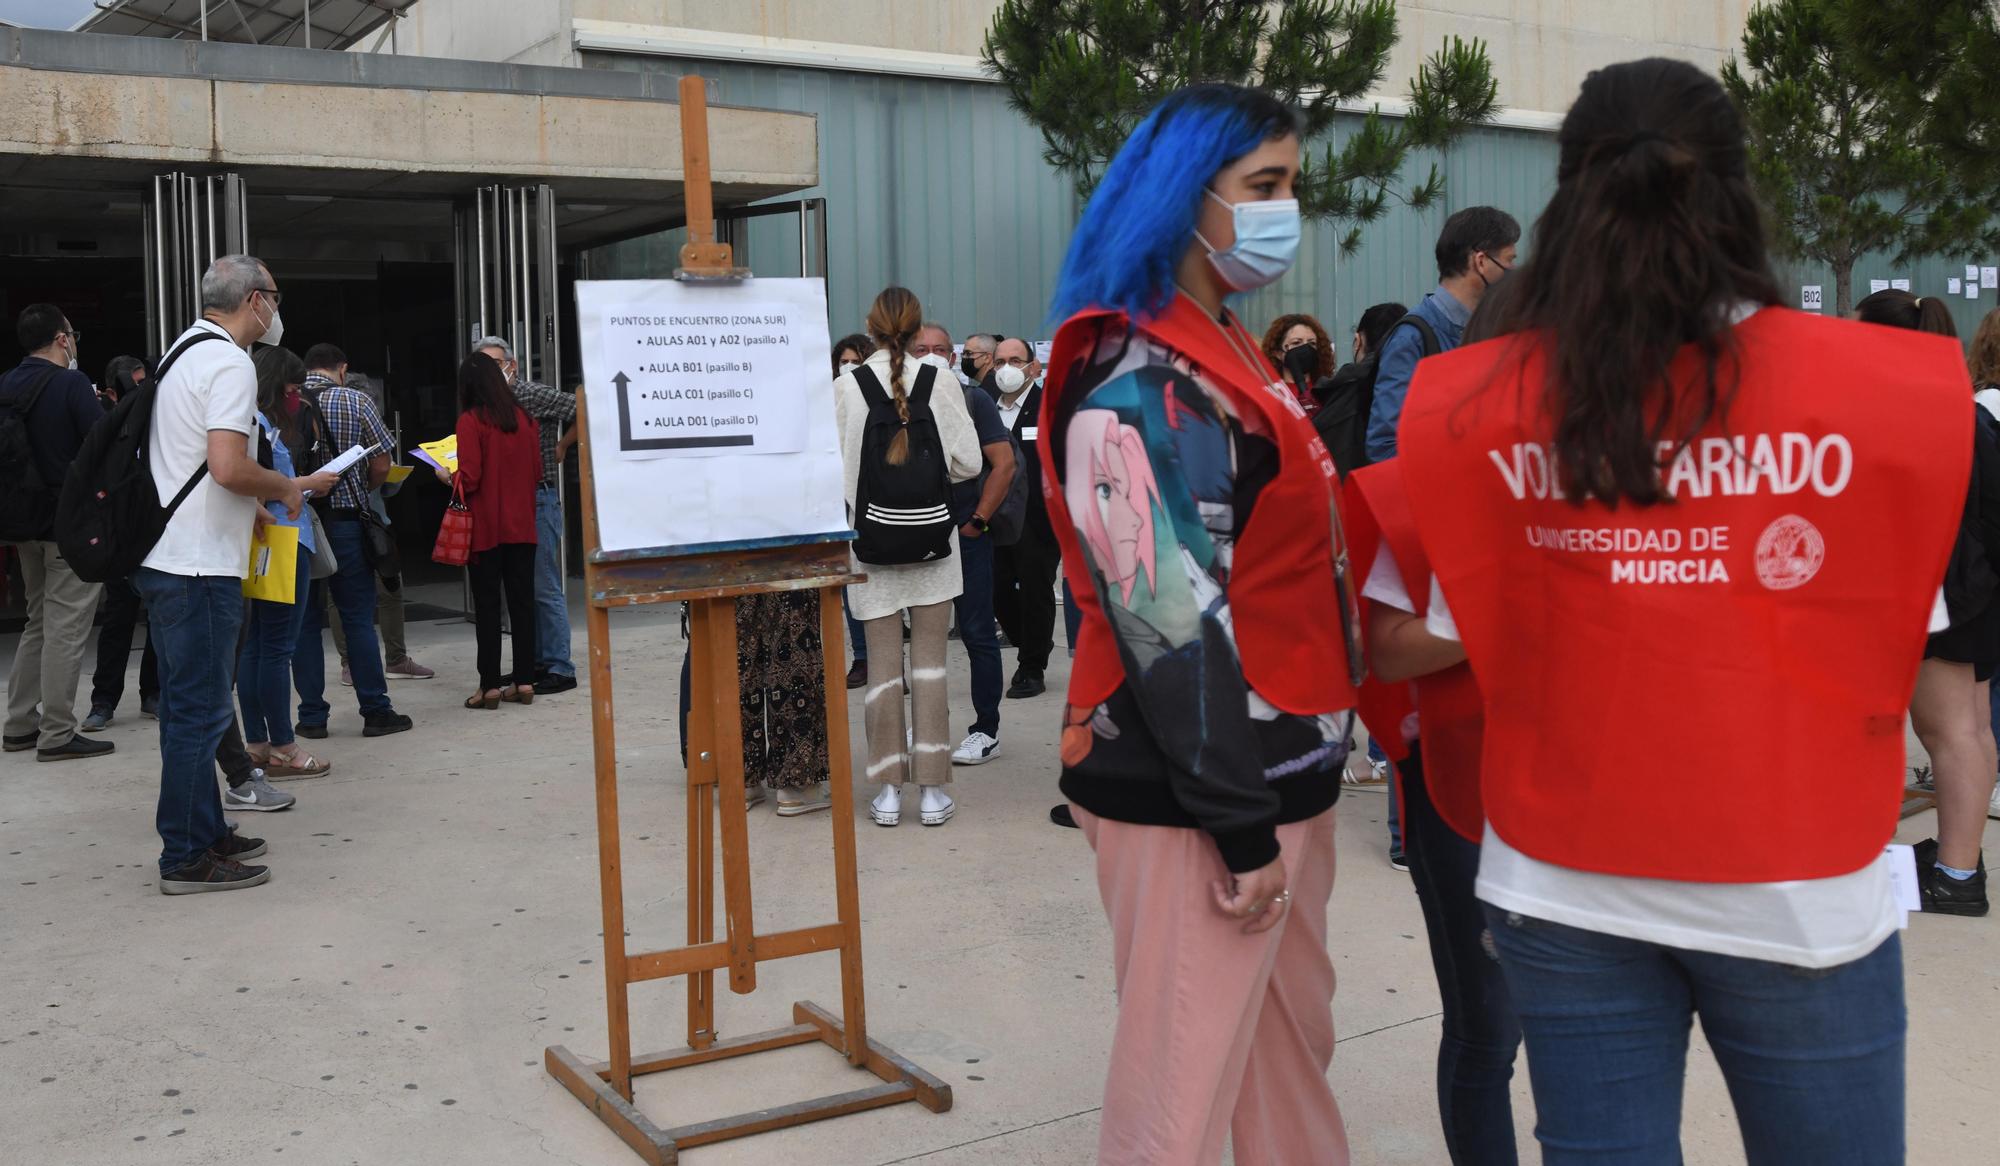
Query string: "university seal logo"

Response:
xmin=1754 ymin=515 xmax=1825 ymax=591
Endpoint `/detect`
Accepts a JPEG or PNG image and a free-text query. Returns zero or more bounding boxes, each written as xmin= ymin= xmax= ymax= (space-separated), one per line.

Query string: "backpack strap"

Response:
xmin=151 ymin=329 xmax=230 ymax=518
xmin=1394 ymin=313 xmax=1442 ymax=359
xmin=0 ymin=363 xmax=63 ymax=417
xmin=907 ymin=362 xmax=938 ymax=410
xmin=852 ymin=363 xmax=891 ymax=413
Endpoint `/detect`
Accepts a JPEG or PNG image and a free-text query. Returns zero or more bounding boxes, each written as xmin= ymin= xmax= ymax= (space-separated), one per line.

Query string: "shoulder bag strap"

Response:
xmin=151 ymin=330 xmax=229 ymax=517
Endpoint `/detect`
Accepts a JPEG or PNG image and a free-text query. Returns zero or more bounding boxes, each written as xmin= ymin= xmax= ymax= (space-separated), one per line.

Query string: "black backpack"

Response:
xmin=853 ymin=362 xmax=955 ymax=565
xmin=1313 ymin=313 xmax=1440 ymax=477
xmin=55 ymin=330 xmax=227 ymax=583
xmin=0 ymin=364 xmax=62 ymax=541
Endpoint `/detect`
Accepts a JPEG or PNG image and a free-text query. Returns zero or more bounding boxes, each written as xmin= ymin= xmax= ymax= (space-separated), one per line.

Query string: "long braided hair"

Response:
xmin=865 ymin=286 xmax=924 ymax=465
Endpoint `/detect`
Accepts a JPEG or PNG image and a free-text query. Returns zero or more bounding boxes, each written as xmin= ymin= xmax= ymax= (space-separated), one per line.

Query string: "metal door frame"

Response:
xmin=145 ymin=172 xmax=249 ymax=354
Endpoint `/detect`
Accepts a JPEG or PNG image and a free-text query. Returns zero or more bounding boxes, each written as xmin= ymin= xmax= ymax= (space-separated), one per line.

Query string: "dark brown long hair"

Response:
xmin=864 ymin=287 xmax=924 ymax=465
xmin=1855 ymin=289 xmax=1959 ymax=339
xmin=457 ymin=351 xmax=521 ymax=433
xmin=1493 ymin=58 xmax=1783 ymax=507
xmin=252 ymin=346 xmax=308 ymax=453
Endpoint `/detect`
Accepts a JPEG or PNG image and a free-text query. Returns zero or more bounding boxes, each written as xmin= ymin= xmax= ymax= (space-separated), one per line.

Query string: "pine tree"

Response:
xmin=981 ymin=0 xmax=1497 ymax=252
xmin=1723 ymin=0 xmax=2000 ymax=315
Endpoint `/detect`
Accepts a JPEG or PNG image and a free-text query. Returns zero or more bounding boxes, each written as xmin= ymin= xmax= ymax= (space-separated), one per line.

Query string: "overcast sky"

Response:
xmin=0 ymin=0 xmax=102 ymax=29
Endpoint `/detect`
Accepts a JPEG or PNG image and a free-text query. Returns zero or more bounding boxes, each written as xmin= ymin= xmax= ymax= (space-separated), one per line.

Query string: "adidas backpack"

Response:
xmin=852 ymin=361 xmax=955 ymax=565
xmin=56 ymin=330 xmax=227 ymax=583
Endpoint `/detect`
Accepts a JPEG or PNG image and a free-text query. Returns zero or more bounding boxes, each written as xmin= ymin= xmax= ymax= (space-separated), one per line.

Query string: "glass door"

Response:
xmin=144 ymin=172 xmax=249 ymax=354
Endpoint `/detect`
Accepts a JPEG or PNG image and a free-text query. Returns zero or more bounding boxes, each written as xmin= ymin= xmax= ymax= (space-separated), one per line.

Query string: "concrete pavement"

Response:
xmin=2 ymin=597 xmax=1996 ymax=1165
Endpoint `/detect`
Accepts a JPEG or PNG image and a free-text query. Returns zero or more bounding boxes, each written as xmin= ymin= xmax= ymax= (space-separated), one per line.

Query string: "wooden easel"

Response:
xmin=543 ymin=76 xmax=952 ymax=1164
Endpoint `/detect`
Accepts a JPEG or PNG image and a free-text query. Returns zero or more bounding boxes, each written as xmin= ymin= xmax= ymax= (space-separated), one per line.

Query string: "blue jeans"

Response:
xmin=1486 ymin=907 xmax=1905 ymax=1165
xmin=1402 ymin=744 xmax=1520 ymax=1164
xmin=533 ymin=486 xmax=574 ymax=678
xmin=135 ymin=569 xmax=243 ymax=873
xmin=844 ymin=586 xmax=867 ymax=664
xmin=1061 ymin=576 xmax=1080 ymax=651
xmin=1387 ymin=745 xmax=1403 ymax=853
xmin=294 ymin=517 xmax=391 ymax=724
xmin=238 ymin=554 xmax=311 ymax=747
xmin=955 ymin=532 xmax=1001 ymax=737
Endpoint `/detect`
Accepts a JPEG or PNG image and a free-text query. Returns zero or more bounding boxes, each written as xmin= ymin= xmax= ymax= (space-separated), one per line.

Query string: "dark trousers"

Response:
xmin=994 ymin=509 xmax=1060 ymax=673
xmin=1402 ymin=743 xmax=1522 ymax=1165
xmin=954 ymin=530 xmax=1002 ymax=737
xmin=90 ymin=575 xmax=158 ymax=712
xmin=470 ymin=542 xmax=538 ymax=689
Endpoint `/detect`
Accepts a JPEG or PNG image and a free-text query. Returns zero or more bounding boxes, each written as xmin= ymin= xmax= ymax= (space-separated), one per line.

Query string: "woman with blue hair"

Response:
xmin=1041 ymin=83 xmax=1362 ymax=1164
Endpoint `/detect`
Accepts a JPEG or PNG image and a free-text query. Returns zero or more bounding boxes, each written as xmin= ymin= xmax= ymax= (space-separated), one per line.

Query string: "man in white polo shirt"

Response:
xmin=139 ymin=254 xmax=305 ymax=895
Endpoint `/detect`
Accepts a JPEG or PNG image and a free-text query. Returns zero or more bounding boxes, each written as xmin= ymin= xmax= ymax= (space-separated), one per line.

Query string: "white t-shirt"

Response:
xmin=1975 ymin=385 xmax=2000 ymax=421
xmin=1367 ymin=547 xmax=1899 ymax=968
xmin=142 ymin=321 xmax=260 ymax=577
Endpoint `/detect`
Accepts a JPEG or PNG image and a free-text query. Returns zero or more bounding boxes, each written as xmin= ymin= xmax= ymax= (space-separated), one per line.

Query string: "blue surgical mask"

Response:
xmin=1196 ymin=188 xmax=1301 ymax=292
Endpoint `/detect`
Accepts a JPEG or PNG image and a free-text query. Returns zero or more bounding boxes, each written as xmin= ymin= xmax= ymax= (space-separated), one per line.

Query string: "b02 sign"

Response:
xmin=1801 ymin=285 xmax=1824 ymax=313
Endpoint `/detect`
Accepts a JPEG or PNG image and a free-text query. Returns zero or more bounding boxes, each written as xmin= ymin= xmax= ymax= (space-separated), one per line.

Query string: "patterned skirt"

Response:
xmin=736 ymin=590 xmax=831 ymax=789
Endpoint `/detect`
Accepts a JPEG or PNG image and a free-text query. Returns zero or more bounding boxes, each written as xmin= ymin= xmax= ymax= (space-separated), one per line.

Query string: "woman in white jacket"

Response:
xmin=835 ymin=286 xmax=981 ymax=826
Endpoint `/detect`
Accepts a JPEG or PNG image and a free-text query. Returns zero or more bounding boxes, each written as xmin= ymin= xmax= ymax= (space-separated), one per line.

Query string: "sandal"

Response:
xmin=263 ymin=745 xmax=331 ymax=780
xmin=500 ymin=684 xmax=535 ymax=706
xmin=465 ymin=689 xmax=500 ymax=710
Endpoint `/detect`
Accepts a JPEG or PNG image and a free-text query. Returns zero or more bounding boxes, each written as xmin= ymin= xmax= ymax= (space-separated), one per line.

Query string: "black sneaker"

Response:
xmin=535 ymin=671 xmax=579 ymax=696
xmin=139 ymin=696 xmax=159 ymax=720
xmin=209 ymin=831 xmax=268 ymax=863
xmin=2 ymin=732 xmax=36 ymax=753
xmin=159 ymin=853 xmax=270 ymax=895
xmin=295 ymin=721 xmax=329 ymax=740
xmin=1914 ymin=838 xmax=1988 ymax=917
xmin=362 ymin=710 xmax=414 ymax=737
xmin=80 ymin=707 xmax=114 ymax=733
xmin=1005 ymin=669 xmax=1045 ymax=699
xmin=37 ymin=735 xmax=115 ymax=763
xmin=1049 ymin=804 xmax=1079 ymax=829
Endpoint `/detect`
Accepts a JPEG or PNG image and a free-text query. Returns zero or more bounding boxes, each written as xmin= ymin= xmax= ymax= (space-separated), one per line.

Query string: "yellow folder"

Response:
xmin=243 ymin=523 xmax=300 ymax=603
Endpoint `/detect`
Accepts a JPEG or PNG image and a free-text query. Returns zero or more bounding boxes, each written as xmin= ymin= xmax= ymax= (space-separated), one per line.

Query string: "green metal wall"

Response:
xmin=582 ymin=52 xmax=2000 ymax=360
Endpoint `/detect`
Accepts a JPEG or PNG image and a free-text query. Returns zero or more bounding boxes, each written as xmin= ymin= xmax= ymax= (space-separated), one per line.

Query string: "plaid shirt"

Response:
xmin=304 ymin=372 xmax=392 ymax=510
xmin=510 ymin=377 xmax=576 ymax=486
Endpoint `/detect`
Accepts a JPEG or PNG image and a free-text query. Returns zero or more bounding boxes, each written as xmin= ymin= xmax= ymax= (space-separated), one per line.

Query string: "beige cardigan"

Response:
xmin=834 ymin=349 xmax=982 ymax=621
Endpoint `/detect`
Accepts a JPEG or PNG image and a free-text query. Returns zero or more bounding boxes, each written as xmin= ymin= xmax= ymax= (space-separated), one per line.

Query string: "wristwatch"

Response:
xmin=969 ymin=514 xmax=990 ymax=535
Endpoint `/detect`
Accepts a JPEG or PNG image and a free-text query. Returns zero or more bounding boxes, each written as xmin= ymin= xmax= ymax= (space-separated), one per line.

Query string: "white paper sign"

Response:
xmin=1982 ymin=267 xmax=1997 ymax=289
xmin=1970 ymin=280 xmax=1983 ymax=301
xmin=1869 ymin=279 xmax=1890 ymax=294
xmin=576 ymin=277 xmax=847 ymax=554
xmin=1886 ymin=844 xmax=1921 ymax=926
xmin=593 ymin=300 xmax=807 ymax=458
xmin=1951 ymin=278 xmax=1964 ymax=295
xmin=1034 ymin=340 xmax=1053 ymax=365
xmin=1799 ymin=285 xmax=1822 ymax=312
xmin=1891 ymin=278 xmax=1911 ymax=292
xmin=1970 ymin=265 xmax=1983 ymax=286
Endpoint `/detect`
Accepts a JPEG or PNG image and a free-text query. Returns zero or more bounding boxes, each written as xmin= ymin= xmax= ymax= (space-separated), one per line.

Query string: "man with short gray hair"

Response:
xmin=476 ymin=336 xmax=579 ymax=694
xmin=142 ymin=254 xmax=312 ymax=893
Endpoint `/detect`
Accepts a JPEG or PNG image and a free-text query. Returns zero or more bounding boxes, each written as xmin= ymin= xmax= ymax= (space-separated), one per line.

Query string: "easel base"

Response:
xmin=545 ymin=1001 xmax=953 ymax=1164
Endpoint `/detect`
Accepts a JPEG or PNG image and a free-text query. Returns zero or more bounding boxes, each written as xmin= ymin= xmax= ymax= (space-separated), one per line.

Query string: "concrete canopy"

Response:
xmin=0 ymin=28 xmax=819 ymax=246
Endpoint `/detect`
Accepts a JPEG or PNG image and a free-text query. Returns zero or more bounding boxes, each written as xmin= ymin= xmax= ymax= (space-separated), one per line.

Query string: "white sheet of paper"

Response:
xmin=1800 ymin=285 xmax=1823 ymax=312
xmin=1869 ymin=279 xmax=1890 ymax=294
xmin=591 ymin=300 xmax=809 ymax=459
xmin=1951 ymin=278 xmax=1964 ymax=295
xmin=319 ymin=443 xmax=372 ymax=477
xmin=1983 ymin=267 xmax=1997 ymax=289
xmin=1886 ymin=844 xmax=1920 ymax=926
xmin=1891 ymin=278 xmax=1911 ymax=292
xmin=1034 ymin=340 xmax=1053 ymax=365
xmin=1969 ymin=265 xmax=1982 ymax=285
xmin=1971 ymin=281 xmax=1983 ymax=301
xmin=576 ymin=277 xmax=846 ymax=555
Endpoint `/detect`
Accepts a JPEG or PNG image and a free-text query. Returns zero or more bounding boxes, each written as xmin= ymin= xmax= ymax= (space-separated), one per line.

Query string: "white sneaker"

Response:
xmin=870 ymin=784 xmax=902 ymax=827
xmin=919 ymin=786 xmax=955 ymax=826
xmin=777 ymin=783 xmax=832 ymax=817
xmin=744 ymin=786 xmax=767 ymax=810
xmin=952 ymin=732 xmax=1000 ymax=766
xmin=1989 ymin=783 xmax=2000 ymax=820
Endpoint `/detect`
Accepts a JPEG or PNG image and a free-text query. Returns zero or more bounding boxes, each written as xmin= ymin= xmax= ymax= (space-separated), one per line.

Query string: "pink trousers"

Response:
xmin=1074 ymin=805 xmax=1348 ymax=1166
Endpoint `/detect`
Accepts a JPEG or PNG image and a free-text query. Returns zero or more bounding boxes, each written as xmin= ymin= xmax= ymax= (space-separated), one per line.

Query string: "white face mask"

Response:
xmin=837 ymin=361 xmax=859 ymax=379
xmin=919 ymin=352 xmax=952 ymax=372
xmin=254 ymin=294 xmax=284 ymax=347
xmin=994 ymin=364 xmax=1027 ymax=395
xmin=63 ymin=335 xmax=78 ymax=370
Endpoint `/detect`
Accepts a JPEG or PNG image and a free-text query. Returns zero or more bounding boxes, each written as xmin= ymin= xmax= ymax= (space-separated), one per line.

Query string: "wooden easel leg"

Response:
xmin=700 ymin=598 xmax=759 ymax=995
xmin=586 ymin=601 xmax=636 ymax=1100
xmin=684 ymin=608 xmax=717 ymax=1050
xmin=818 ymin=588 xmax=870 ymax=1065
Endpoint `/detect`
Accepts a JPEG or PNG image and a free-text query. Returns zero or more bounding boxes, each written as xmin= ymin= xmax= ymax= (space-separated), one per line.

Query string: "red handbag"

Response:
xmin=431 ymin=478 xmax=473 ymax=566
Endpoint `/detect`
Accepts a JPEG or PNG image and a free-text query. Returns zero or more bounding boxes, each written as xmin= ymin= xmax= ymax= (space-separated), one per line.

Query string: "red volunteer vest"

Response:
xmin=1340 ymin=476 xmax=1416 ymax=767
xmin=1400 ymin=308 xmax=1971 ymax=882
xmin=1042 ymin=297 xmax=1360 ymax=717
xmin=1348 ymin=462 xmax=1486 ymax=843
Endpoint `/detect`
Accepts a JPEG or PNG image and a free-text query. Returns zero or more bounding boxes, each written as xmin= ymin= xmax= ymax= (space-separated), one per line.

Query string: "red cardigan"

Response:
xmin=455 ymin=405 xmax=541 ymax=552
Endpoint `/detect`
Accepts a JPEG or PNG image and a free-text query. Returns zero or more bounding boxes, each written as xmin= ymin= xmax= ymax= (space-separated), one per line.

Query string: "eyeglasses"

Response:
xmin=995 ymin=355 xmax=1032 ymax=368
xmin=253 ymin=287 xmax=284 ymax=306
xmin=60 ymin=328 xmax=81 ymax=343
xmin=910 ymin=345 xmax=952 ymax=357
